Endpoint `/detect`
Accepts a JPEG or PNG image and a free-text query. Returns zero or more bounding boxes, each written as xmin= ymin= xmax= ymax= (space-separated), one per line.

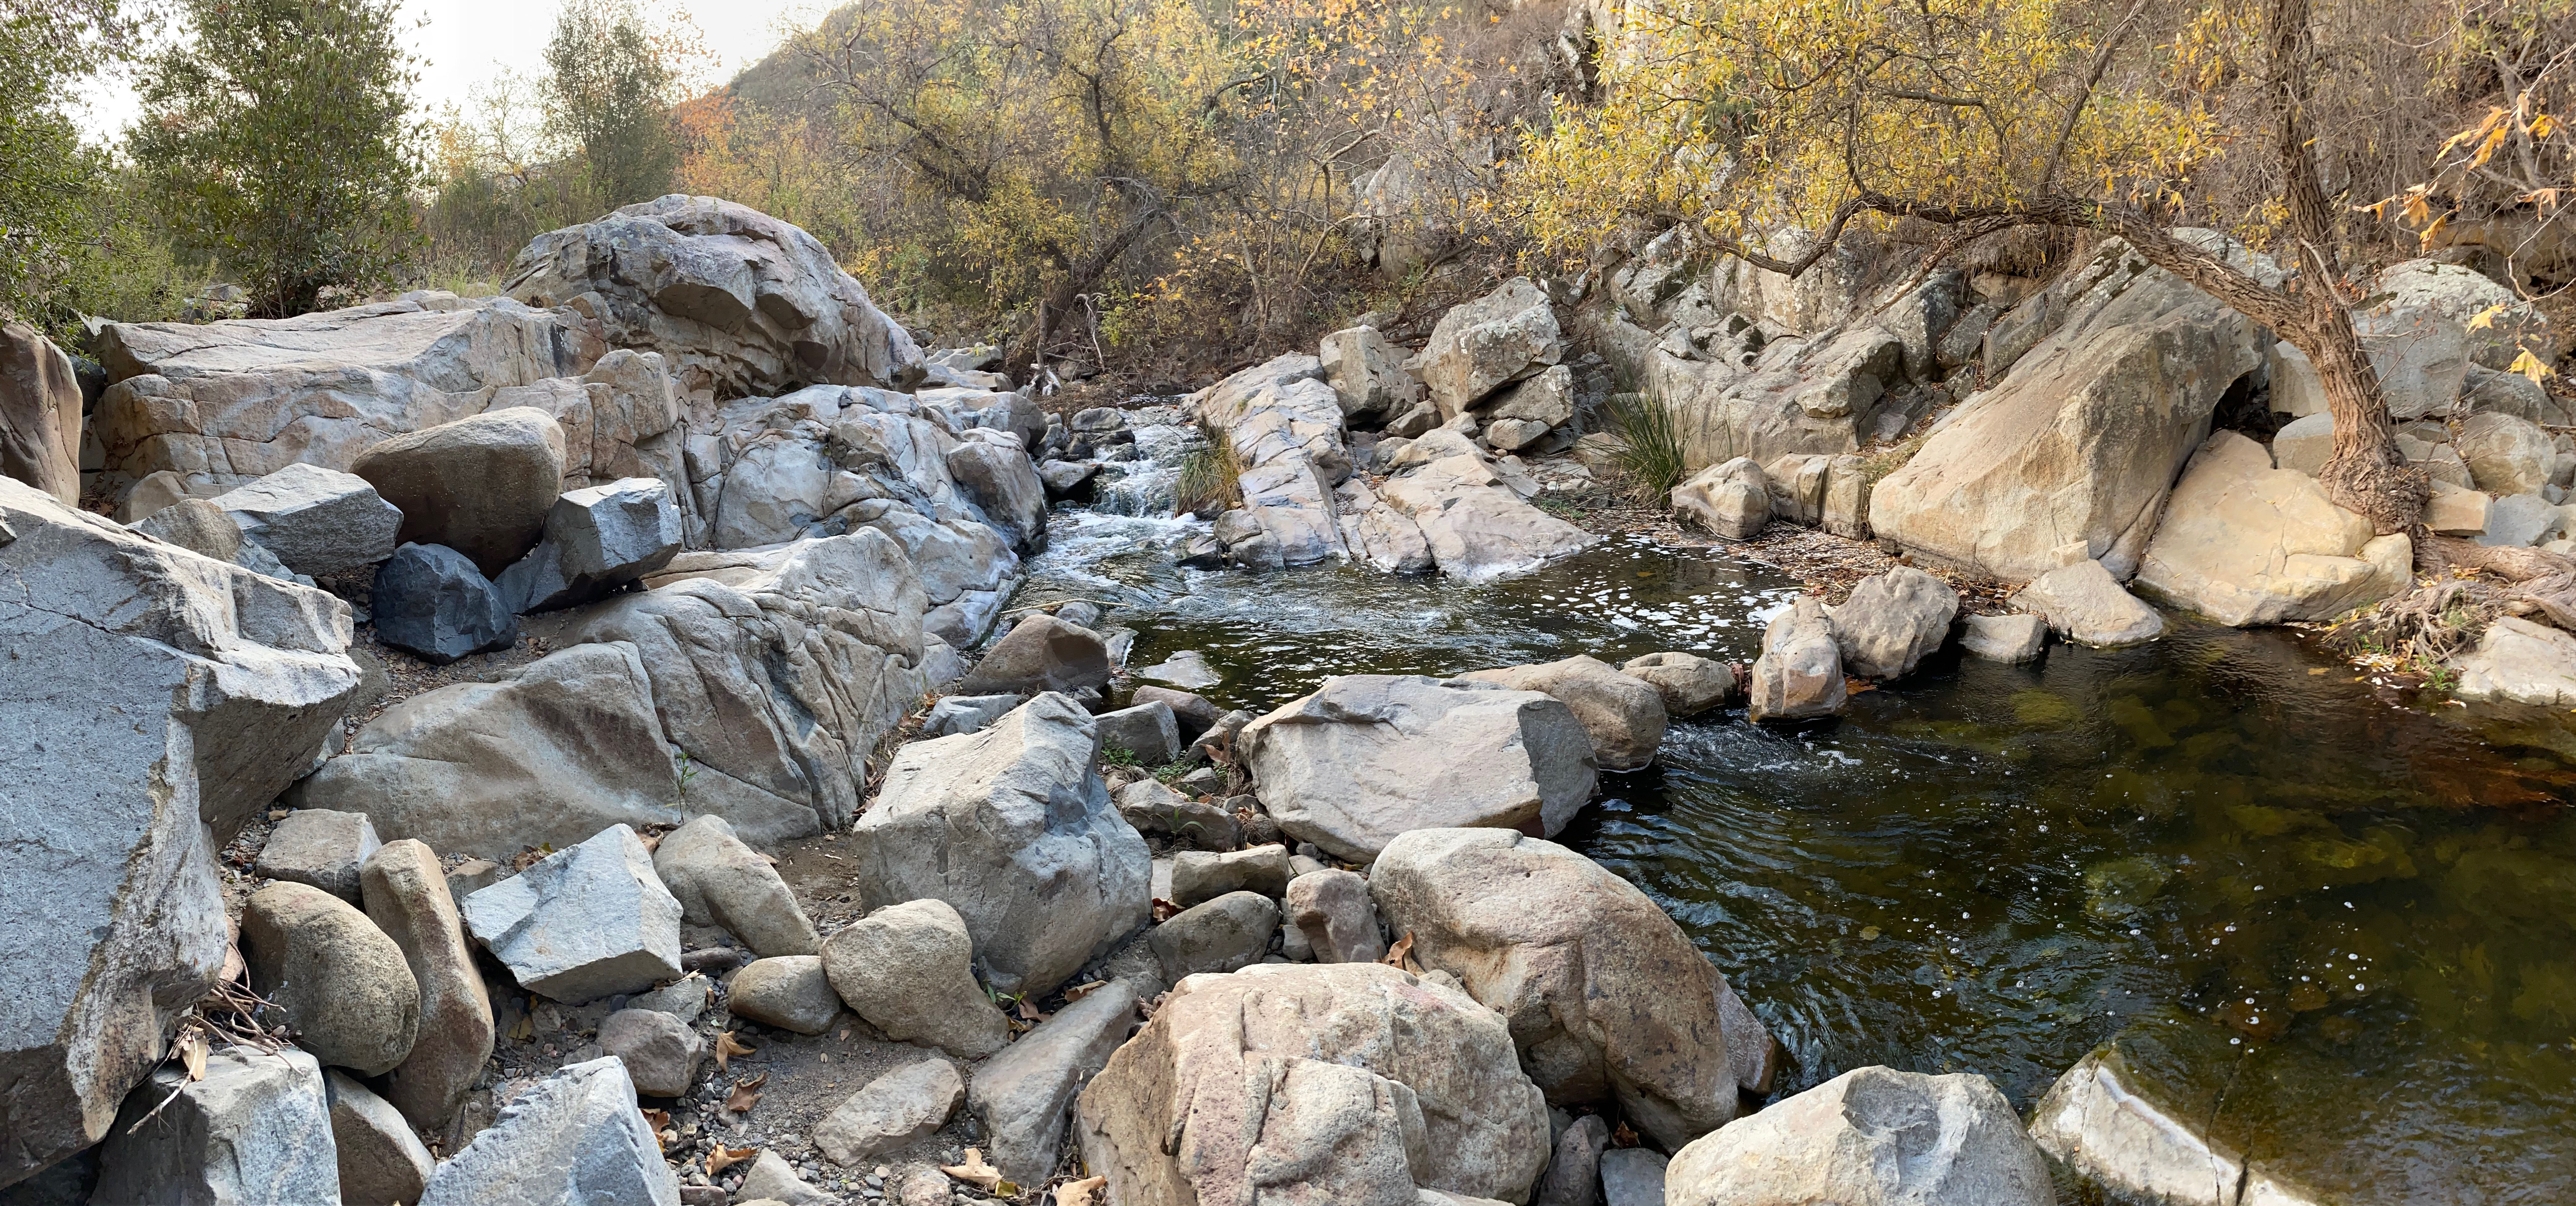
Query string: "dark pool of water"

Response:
xmin=1014 ymin=510 xmax=2576 ymax=1203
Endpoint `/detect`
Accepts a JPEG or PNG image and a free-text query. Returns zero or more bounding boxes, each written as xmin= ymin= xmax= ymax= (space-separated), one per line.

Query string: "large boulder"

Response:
xmin=416 ymin=1057 xmax=679 ymax=1206
xmin=945 ymin=432 xmax=1050 ymax=551
xmin=1371 ymin=829 xmax=1757 ymax=1149
xmin=1664 ymin=1066 xmax=2051 ymax=1206
xmin=351 ymin=408 xmax=567 ymax=576
xmin=1238 ymin=674 xmax=1599 ymax=862
xmin=325 ymin=1069 xmax=436 ymax=1206
xmin=93 ymin=292 xmax=601 ymax=501
xmin=1827 ymin=566 xmax=1958 ymax=680
xmin=958 ymin=612 xmax=1112 ymax=696
xmin=359 ymin=840 xmax=496 ymax=1131
xmin=241 ymin=881 xmax=423 ymax=1076
xmin=1377 ymin=454 xmax=1598 ymax=581
xmin=2014 ymin=560 xmax=2165 ymax=647
xmin=1419 ymin=278 xmax=1566 ymax=418
xmin=971 ymin=978 xmax=1141 ymax=1188
xmin=1457 ymin=655 xmax=1668 ymax=770
xmin=1193 ymin=354 xmax=1351 ymax=566
xmin=2132 ymin=432 xmax=2411 ymax=626
xmin=1747 ymin=596 xmax=1845 ymax=721
xmin=493 ymin=476 xmax=684 ymax=613
xmin=2375 ymin=259 xmax=2551 ymax=372
xmin=371 ymin=542 xmax=519 ymax=664
xmin=1870 ymin=239 xmax=2268 ymax=580
xmin=0 ymin=321 xmax=84 ymax=502
xmin=1670 ymin=457 xmax=1770 ymax=540
xmin=89 ymin=1046 xmax=340 ymax=1206
xmin=847 ymin=693 xmax=1151 ymax=997
xmin=1075 ymin=961 xmax=1552 ymax=1206
xmin=2448 ymin=616 xmax=2576 ymax=706
xmin=819 ymin=898 xmax=1011 ymax=1060
xmin=206 ymin=462 xmax=403 ymax=576
xmin=0 ymin=479 xmax=359 ymax=1187
xmin=458 ymin=825 xmax=682 ymax=1003
xmin=2457 ymin=411 xmax=2557 ymax=496
xmin=1320 ymin=325 xmax=1424 ymax=420
xmin=653 ymin=814 xmax=821 ymax=957
xmin=506 ymin=195 xmax=923 ymax=397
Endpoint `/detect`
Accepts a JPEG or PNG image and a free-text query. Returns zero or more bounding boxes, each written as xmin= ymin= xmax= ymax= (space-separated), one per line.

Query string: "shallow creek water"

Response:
xmin=1009 ymin=502 xmax=2576 ymax=1203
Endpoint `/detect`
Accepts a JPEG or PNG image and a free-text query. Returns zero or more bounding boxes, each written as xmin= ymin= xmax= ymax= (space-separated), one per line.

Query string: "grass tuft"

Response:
xmin=1175 ymin=421 xmax=1244 ymax=516
xmin=1603 ymin=391 xmax=1687 ymax=504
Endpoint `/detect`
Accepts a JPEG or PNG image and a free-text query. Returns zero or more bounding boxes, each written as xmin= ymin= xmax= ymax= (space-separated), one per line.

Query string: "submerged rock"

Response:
xmin=1665 ymin=1066 xmax=2051 ymax=1206
xmin=2030 ymin=1045 xmax=2324 ymax=1206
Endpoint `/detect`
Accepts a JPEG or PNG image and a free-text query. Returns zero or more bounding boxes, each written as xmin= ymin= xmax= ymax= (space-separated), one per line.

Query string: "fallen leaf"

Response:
xmin=714 ymin=1030 xmax=756 ymax=1072
xmin=706 ymin=1145 xmax=756 ymax=1176
xmin=639 ymin=833 xmax=662 ymax=854
xmin=1610 ymin=1120 xmax=1639 ymax=1148
xmin=178 ymin=1031 xmax=209 ymax=1082
xmin=1062 ymin=980 xmax=1108 ymax=1003
xmin=1056 ymin=1174 xmax=1108 ymax=1206
xmin=942 ymin=1148 xmax=1003 ymax=1191
xmin=1151 ymin=897 xmax=1182 ymax=922
xmin=507 ymin=1012 xmax=536 ymax=1042
xmin=1017 ymin=998 xmax=1052 ymax=1023
xmin=726 ymin=1071 xmax=769 ymax=1113
xmin=641 ymin=1108 xmax=671 ymax=1131
xmin=1382 ymin=932 xmax=1416 ymax=972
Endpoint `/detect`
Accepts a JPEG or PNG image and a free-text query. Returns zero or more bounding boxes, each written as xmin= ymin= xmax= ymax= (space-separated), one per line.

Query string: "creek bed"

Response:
xmin=1013 ymin=506 xmax=2576 ymax=1203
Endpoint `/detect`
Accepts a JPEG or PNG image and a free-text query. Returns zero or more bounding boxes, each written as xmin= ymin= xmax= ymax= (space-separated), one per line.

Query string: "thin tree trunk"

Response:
xmin=1005 ymin=202 xmax=1166 ymax=381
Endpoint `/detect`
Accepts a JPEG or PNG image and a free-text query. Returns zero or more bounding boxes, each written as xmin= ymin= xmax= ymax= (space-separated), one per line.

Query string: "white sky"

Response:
xmin=75 ymin=0 xmax=822 ymax=143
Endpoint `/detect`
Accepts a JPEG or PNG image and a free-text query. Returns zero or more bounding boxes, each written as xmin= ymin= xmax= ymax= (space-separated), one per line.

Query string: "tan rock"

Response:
xmin=1458 ymin=654 xmax=1668 ymax=770
xmin=1747 ymin=596 xmax=1845 ymax=721
xmin=360 ymin=839 xmax=496 ymax=1130
xmin=2012 ymin=561 xmax=2164 ymax=647
xmin=1667 ymin=1066 xmax=2051 ymax=1206
xmin=2133 ymin=432 xmax=2410 ymax=626
xmin=243 ymin=882 xmax=422 ymax=1077
xmin=0 ymin=321 xmax=83 ymax=502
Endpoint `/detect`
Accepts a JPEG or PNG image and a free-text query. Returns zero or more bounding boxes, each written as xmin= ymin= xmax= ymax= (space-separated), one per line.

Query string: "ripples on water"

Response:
xmin=1015 ymin=509 xmax=2576 ymax=1203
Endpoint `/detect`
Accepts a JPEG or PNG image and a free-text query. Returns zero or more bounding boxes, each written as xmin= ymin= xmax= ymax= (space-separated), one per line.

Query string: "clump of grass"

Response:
xmin=1603 ymin=391 xmax=1686 ymax=504
xmin=1175 ymin=421 xmax=1244 ymax=516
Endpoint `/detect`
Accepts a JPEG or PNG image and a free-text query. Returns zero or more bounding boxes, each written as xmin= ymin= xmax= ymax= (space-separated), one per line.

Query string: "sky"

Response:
xmin=75 ymin=0 xmax=822 ymax=142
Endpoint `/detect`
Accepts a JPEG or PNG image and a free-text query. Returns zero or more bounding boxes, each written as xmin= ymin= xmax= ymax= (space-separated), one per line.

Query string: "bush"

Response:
xmin=1602 ymin=391 xmax=1686 ymax=504
xmin=1174 ymin=423 xmax=1244 ymax=517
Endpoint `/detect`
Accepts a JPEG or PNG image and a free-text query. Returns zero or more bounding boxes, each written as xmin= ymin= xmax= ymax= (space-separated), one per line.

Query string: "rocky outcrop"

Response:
xmin=90 ymin=1047 xmax=340 ymax=1206
xmin=2132 ymin=432 xmax=2410 ymax=626
xmin=458 ymin=825 xmax=682 ymax=1003
xmin=2014 ymin=560 xmax=2165 ymax=647
xmin=0 ymin=321 xmax=83 ymax=502
xmin=1194 ymin=354 xmax=1350 ymax=566
xmin=1457 ymin=655 xmax=1668 ymax=770
xmin=1747 ymin=596 xmax=1845 ymax=721
xmin=0 ymin=479 xmax=359 ymax=1188
xmin=2448 ymin=616 xmax=2576 ymax=706
xmin=848 ymin=694 xmax=1151 ymax=997
xmin=1238 ymin=674 xmax=1599 ymax=862
xmin=1074 ymin=962 xmax=1553 ymax=1206
xmin=416 ymin=1058 xmax=679 ymax=1206
xmin=1828 ymin=566 xmax=1958 ymax=679
xmin=1666 ymin=1066 xmax=2052 ymax=1206
xmin=1371 ymin=829 xmax=1759 ymax=1149
xmin=1670 ymin=457 xmax=1769 ymax=539
xmin=1419 ymin=277 xmax=1566 ymax=419
xmin=506 ymin=194 xmax=923 ymax=397
xmin=351 ymin=408 xmax=567 ymax=577
xmin=1869 ymin=239 xmax=2269 ymax=580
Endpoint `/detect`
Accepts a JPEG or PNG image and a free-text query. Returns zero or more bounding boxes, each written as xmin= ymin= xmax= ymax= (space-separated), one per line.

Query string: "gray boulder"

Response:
xmin=1670 ymin=457 xmax=1770 ymax=540
xmin=1458 ymin=654 xmax=1668 ymax=770
xmin=207 ymin=462 xmax=403 ymax=576
xmin=1958 ymin=613 xmax=2048 ymax=663
xmin=1619 ymin=652 xmax=1736 ymax=717
xmin=821 ymin=898 xmax=1010 ymax=1059
xmin=325 ymin=1069 xmax=435 ymax=1206
xmin=1320 ymin=325 xmax=1424 ymax=420
xmin=970 ymin=978 xmax=1142 ymax=1187
xmin=1170 ymin=845 xmax=1293 ymax=907
xmin=1665 ymin=1066 xmax=2050 ymax=1206
xmin=1096 ymin=700 xmax=1184 ymax=764
xmin=494 ymin=476 xmax=683 ymax=613
xmin=252 ymin=808 xmax=381 ymax=902
xmin=1599 ymin=1149 xmax=1669 ymax=1206
xmin=1287 ymin=868 xmax=1385 ymax=964
xmin=1420 ymin=278 xmax=1566 ymax=417
xmin=2028 ymin=1044 xmax=2320 ymax=1206
xmin=727 ymin=955 xmax=843 ymax=1036
xmin=924 ymin=692 xmax=1026 ymax=737
xmin=958 ymin=612 xmax=1113 ymax=696
xmin=416 ymin=1057 xmax=679 ymax=1206
xmin=1828 ymin=566 xmax=1958 ymax=680
xmin=1130 ymin=684 xmax=1223 ymax=737
xmin=350 ymin=408 xmax=567 ymax=576
xmin=459 ymin=825 xmax=682 ymax=1003
xmin=0 ymin=321 xmax=82 ymax=502
xmin=360 ymin=839 xmax=496 ymax=1131
xmin=1238 ymin=674 xmax=1599 ymax=862
xmin=946 ymin=434 xmax=1050 ymax=550
xmin=2013 ymin=560 xmax=2165 ymax=647
xmin=1150 ymin=891 xmax=1281 ymax=981
xmin=1747 ymin=596 xmax=1845 ymax=721
xmin=91 ymin=1047 xmax=339 ymax=1206
xmin=813 ymin=1059 xmax=965 ymax=1168
xmin=848 ymin=694 xmax=1151 ymax=998
xmin=1533 ymin=1114 xmax=1607 ymax=1206
xmin=2449 ymin=615 xmax=2576 ymax=706
xmin=597 ymin=1007 xmax=708 ymax=1095
xmin=653 ymin=814 xmax=820 ymax=958
xmin=1116 ymin=778 xmax=1241 ymax=851
xmin=371 ymin=542 xmax=519 ymax=664
xmin=2480 ymin=492 xmax=2563 ymax=548
xmin=241 ymin=881 xmax=422 ymax=1076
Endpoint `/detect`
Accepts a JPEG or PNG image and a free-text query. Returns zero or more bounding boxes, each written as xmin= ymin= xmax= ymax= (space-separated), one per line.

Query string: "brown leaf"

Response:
xmin=1610 ymin=1120 xmax=1639 ymax=1148
xmin=1382 ymin=932 xmax=1415 ymax=970
xmin=178 ymin=1030 xmax=210 ymax=1082
xmin=713 ymin=1030 xmax=756 ymax=1072
xmin=1151 ymin=897 xmax=1182 ymax=922
xmin=942 ymin=1148 xmax=1004 ymax=1191
xmin=706 ymin=1145 xmax=757 ymax=1176
xmin=1061 ymin=980 xmax=1108 ymax=1003
xmin=506 ymin=1011 xmax=536 ymax=1042
xmin=1016 ymin=997 xmax=1052 ymax=1023
xmin=1055 ymin=1174 xmax=1108 ymax=1206
xmin=641 ymin=1107 xmax=671 ymax=1131
xmin=725 ymin=1071 xmax=769 ymax=1114
xmin=1136 ymin=991 xmax=1166 ymax=1020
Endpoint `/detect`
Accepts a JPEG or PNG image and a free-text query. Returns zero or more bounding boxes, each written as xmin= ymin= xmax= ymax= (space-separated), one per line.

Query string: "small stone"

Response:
xmin=1135 ymin=649 xmax=1223 ymax=690
xmin=728 ymin=956 xmax=843 ymax=1036
xmin=2011 ymin=561 xmax=2164 ymax=648
xmin=1959 ymin=613 xmax=2048 ymax=663
xmin=253 ymin=808 xmax=382 ymax=902
xmin=1149 ymin=890 xmax=1280 ymax=981
xmin=654 ymin=814 xmax=821 ymax=958
xmin=741 ymin=1148 xmax=834 ymax=1205
xmin=209 ymin=461 xmax=404 ymax=575
xmin=460 ymin=825 xmax=682 ymax=1004
xmin=923 ymin=693 xmax=1025 ymax=737
xmin=1170 ymin=845 xmax=1292 ymax=906
xmin=596 ymin=1008 xmax=707 ymax=1096
xmin=91 ymin=1046 xmax=339 ymax=1206
xmin=1094 ymin=700 xmax=1183 ymax=764
xmin=1286 ymin=868 xmax=1385 ymax=964
xmin=1599 ymin=1148 xmax=1669 ymax=1206
xmin=821 ymin=899 xmax=1010 ymax=1059
xmin=417 ymin=1057 xmax=679 ymax=1206
xmin=446 ymin=858 xmax=506 ymax=899
xmin=372 ymin=542 xmax=519 ymax=664
xmin=242 ymin=881 xmax=422 ymax=1076
xmin=1618 ymin=652 xmax=1736 ymax=717
xmin=325 ymin=1069 xmax=436 ymax=1206
xmin=813 ymin=1060 xmax=965 ymax=1168
xmin=1114 ymin=779 xmax=1241 ymax=852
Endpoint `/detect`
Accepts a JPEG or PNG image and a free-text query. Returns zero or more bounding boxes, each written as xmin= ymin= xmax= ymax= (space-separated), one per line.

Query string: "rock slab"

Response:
xmin=813 ymin=1059 xmax=964 ymax=1168
xmin=416 ymin=1057 xmax=679 ymax=1206
xmin=1664 ymin=1066 xmax=2050 ymax=1206
xmin=91 ymin=1046 xmax=340 ymax=1206
xmin=459 ymin=825 xmax=682 ymax=1003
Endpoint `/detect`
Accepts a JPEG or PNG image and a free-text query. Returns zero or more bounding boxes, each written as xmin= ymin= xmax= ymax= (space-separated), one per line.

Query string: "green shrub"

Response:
xmin=1603 ymin=391 xmax=1686 ymax=504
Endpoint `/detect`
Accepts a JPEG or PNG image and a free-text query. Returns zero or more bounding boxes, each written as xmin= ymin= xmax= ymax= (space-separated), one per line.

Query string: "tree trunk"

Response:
xmin=1004 ymin=201 xmax=1166 ymax=381
xmin=2294 ymin=312 xmax=2427 ymax=535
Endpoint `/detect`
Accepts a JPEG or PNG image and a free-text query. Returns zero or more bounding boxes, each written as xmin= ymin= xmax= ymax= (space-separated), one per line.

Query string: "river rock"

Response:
xmin=1665 ymin=1066 xmax=2051 ymax=1206
xmin=739 ymin=1149 xmax=832 ymax=1206
xmin=653 ymin=815 xmax=821 ymax=958
xmin=814 ymin=1059 xmax=965 ymax=1167
xmin=1421 ymin=278 xmax=1566 ymax=417
xmin=1 ymin=479 xmax=360 ymax=1184
xmin=2029 ymin=1043 xmax=2328 ymax=1206
xmin=205 ymin=462 xmax=403 ymax=576
xmin=1747 ymin=596 xmax=1846 ymax=721
xmin=821 ymin=898 xmax=1011 ymax=1059
xmin=131 ymin=495 xmax=247 ymax=563
xmin=1171 ymin=845 xmax=1293 ymax=906
xmin=416 ymin=1057 xmax=679 ymax=1206
xmin=1151 ymin=890 xmax=1282 ymax=980
xmin=926 ymin=692 xmax=1025 ymax=736
xmin=360 ymin=838 xmax=497 ymax=1131
xmin=253 ymin=808 xmax=381 ymax=902
xmin=728 ymin=956 xmax=842 ymax=1036
xmin=1287 ymin=868 xmax=1386 ymax=963
xmin=90 ymin=1046 xmax=339 ymax=1206
xmin=1829 ymin=566 xmax=1958 ymax=679
xmin=2133 ymin=432 xmax=2411 ymax=625
xmin=1138 ymin=648 xmax=1224 ymax=689
xmin=1958 ymin=612 xmax=2048 ymax=663
xmin=1238 ymin=674 xmax=1599 ymax=862
xmin=1371 ymin=828 xmax=1751 ymax=1148
xmin=1321 ymin=325 xmax=1424 ymax=420
xmin=1040 ymin=458 xmax=1097 ymax=497
xmin=598 ymin=1007 xmax=708 ymax=1094
xmin=2479 ymin=492 xmax=2563 ymax=547
xmin=241 ymin=882 xmax=422 ymax=1076
xmin=1458 ymin=655 xmax=1668 ymax=770
xmin=2448 ymin=616 xmax=2576 ymax=706
xmin=351 ymin=408 xmax=567 ymax=576
xmin=459 ymin=825 xmax=682 ymax=1003
xmin=2458 ymin=411 xmax=2556 ymax=496
xmin=1599 ymin=1149 xmax=1669 ymax=1206
xmin=1533 ymin=1113 xmax=1607 ymax=1206
xmin=1618 ymin=652 xmax=1735 ymax=716
xmin=848 ymin=693 xmax=1150 ymax=998
xmin=0 ymin=321 xmax=82 ymax=502
xmin=2014 ymin=560 xmax=2165 ymax=647
xmin=1130 ymin=684 xmax=1222 ymax=737
xmin=1349 ymin=497 xmax=1440 ymax=573
xmin=1378 ymin=453 xmax=1597 ymax=581
xmin=1195 ymin=354 xmax=1352 ymax=565
xmin=1075 ymin=961 xmax=1551 ymax=1205
xmin=1116 ymin=779 xmax=1241 ymax=851
xmin=1097 ymin=699 xmax=1184 ymax=764
xmin=325 ymin=1069 xmax=436 ymax=1206
xmin=971 ymin=978 xmax=1141 ymax=1187
xmin=960 ymin=612 xmax=1113 ymax=696
xmin=1870 ymin=238 xmax=2268 ymax=580
xmin=946 ymin=433 xmax=1050 ymax=549
xmin=1670 ymin=457 xmax=1770 ymax=539
xmin=372 ymin=542 xmax=520 ymax=663
xmin=507 ymin=195 xmax=921 ymax=396
xmin=494 ymin=476 xmax=683 ymax=613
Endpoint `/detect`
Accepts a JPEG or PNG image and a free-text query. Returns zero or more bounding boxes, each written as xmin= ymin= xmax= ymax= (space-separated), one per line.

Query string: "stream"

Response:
xmin=1007 ymin=424 xmax=2576 ymax=1203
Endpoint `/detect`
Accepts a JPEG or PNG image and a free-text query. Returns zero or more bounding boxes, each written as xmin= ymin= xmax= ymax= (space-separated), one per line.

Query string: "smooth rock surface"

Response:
xmin=653 ymin=815 xmax=821 ymax=958
xmin=0 ymin=321 xmax=82 ymax=502
xmin=970 ymin=978 xmax=1141 ymax=1188
xmin=1958 ymin=612 xmax=2048 ymax=663
xmin=252 ymin=808 xmax=382 ymax=902
xmin=597 ymin=1007 xmax=708 ymax=1095
xmin=351 ymin=408 xmax=567 ymax=576
xmin=371 ymin=542 xmax=519 ymax=663
xmin=241 ymin=881 xmax=423 ymax=1076
xmin=207 ymin=462 xmax=404 ymax=576
xmin=821 ymin=898 xmax=1011 ymax=1060
xmin=1618 ymin=652 xmax=1735 ymax=717
xmin=1170 ymin=845 xmax=1294 ymax=907
xmin=813 ymin=1059 xmax=964 ymax=1167
xmin=1664 ymin=1066 xmax=2051 ymax=1206
xmin=2134 ymin=432 xmax=2409 ymax=626
xmin=1828 ymin=566 xmax=1958 ymax=680
xmin=1149 ymin=891 xmax=1281 ymax=981
xmin=325 ymin=1069 xmax=436 ymax=1206
xmin=1599 ymin=1149 xmax=1669 ymax=1206
xmin=416 ymin=1057 xmax=679 ymax=1206
xmin=1669 ymin=457 xmax=1769 ymax=540
xmin=2449 ymin=616 xmax=2576 ymax=706
xmin=1420 ymin=278 xmax=1565 ymax=417
xmin=458 ymin=825 xmax=682 ymax=1003
xmin=1130 ymin=684 xmax=1223 ymax=737
xmin=90 ymin=1047 xmax=339 ymax=1206
xmin=1287 ymin=868 xmax=1386 ymax=964
xmin=494 ymin=477 xmax=683 ymax=613
xmin=1747 ymin=596 xmax=1845 ymax=721
xmin=1096 ymin=700 xmax=1184 ymax=765
xmin=2028 ymin=1045 xmax=2323 ymax=1206
xmin=1457 ymin=655 xmax=1668 ymax=771
xmin=1238 ymin=674 xmax=1599 ymax=862
xmin=959 ymin=613 xmax=1113 ymax=697
xmin=360 ymin=839 xmax=496 ymax=1131
xmin=728 ymin=956 xmax=842 ymax=1036
xmin=2014 ymin=560 xmax=2166 ymax=647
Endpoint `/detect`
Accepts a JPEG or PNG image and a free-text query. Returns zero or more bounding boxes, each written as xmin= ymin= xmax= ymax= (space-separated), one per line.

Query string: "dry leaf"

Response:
xmin=1055 ymin=1174 xmax=1107 ymax=1206
xmin=1061 ymin=980 xmax=1108 ymax=1003
xmin=178 ymin=1031 xmax=210 ymax=1082
xmin=706 ymin=1145 xmax=756 ymax=1176
xmin=642 ymin=1108 xmax=671 ymax=1131
xmin=639 ymin=833 xmax=662 ymax=854
xmin=714 ymin=1030 xmax=756 ymax=1071
xmin=1016 ymin=998 xmax=1052 ymax=1023
xmin=1610 ymin=1120 xmax=1639 ymax=1148
xmin=942 ymin=1148 xmax=1003 ymax=1191
xmin=1382 ymin=932 xmax=1415 ymax=971
xmin=506 ymin=1011 xmax=536 ymax=1042
xmin=726 ymin=1071 xmax=769 ymax=1113
xmin=1151 ymin=897 xmax=1182 ymax=922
